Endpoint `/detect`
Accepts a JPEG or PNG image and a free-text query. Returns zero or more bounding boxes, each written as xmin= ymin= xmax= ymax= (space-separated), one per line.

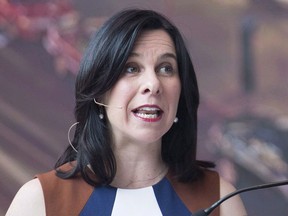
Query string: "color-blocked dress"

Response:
xmin=37 ymin=164 xmax=220 ymax=216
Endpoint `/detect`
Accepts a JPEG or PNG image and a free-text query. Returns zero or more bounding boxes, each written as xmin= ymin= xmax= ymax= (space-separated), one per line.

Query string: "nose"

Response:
xmin=141 ymin=71 xmax=162 ymax=95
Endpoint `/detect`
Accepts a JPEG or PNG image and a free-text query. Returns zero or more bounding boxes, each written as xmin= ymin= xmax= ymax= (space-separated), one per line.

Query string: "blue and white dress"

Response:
xmin=81 ymin=177 xmax=192 ymax=216
xmin=37 ymin=164 xmax=220 ymax=216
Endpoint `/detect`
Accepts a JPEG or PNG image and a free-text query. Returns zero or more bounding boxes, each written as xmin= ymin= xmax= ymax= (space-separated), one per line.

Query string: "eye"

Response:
xmin=123 ymin=63 xmax=140 ymax=74
xmin=157 ymin=63 xmax=176 ymax=76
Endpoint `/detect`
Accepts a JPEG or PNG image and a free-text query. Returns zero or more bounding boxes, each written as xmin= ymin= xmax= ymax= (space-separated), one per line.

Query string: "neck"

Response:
xmin=111 ymin=141 xmax=168 ymax=189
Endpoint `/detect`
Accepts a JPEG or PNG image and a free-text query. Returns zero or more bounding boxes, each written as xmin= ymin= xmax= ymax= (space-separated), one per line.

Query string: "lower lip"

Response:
xmin=132 ymin=112 xmax=162 ymax=122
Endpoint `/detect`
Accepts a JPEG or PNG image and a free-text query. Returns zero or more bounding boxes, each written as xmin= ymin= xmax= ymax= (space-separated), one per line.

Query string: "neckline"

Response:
xmin=107 ymin=169 xmax=169 ymax=190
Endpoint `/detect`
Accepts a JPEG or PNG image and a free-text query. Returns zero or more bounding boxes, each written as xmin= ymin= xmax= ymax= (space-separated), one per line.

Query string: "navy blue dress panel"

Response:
xmin=80 ymin=185 xmax=117 ymax=216
xmin=153 ymin=177 xmax=192 ymax=216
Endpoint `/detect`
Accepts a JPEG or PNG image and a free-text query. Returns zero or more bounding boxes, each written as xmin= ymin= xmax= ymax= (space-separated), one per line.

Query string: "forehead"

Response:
xmin=133 ymin=30 xmax=176 ymax=53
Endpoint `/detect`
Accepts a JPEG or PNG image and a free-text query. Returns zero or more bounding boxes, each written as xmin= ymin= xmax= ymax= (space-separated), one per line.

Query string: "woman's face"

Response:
xmin=104 ymin=30 xmax=181 ymax=146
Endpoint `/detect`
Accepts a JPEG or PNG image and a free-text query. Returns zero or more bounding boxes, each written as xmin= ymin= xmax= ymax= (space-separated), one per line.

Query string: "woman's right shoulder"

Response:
xmin=6 ymin=178 xmax=45 ymax=216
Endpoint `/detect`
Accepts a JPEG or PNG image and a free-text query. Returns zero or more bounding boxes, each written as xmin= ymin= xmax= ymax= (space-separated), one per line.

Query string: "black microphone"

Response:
xmin=193 ymin=179 xmax=288 ymax=216
xmin=94 ymin=98 xmax=123 ymax=109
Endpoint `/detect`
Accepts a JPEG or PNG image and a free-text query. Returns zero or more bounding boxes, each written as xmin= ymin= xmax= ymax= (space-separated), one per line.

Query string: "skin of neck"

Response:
xmin=110 ymin=139 xmax=168 ymax=189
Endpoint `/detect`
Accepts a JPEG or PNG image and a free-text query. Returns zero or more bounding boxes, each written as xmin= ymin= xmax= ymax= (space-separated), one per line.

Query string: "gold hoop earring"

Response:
xmin=67 ymin=122 xmax=79 ymax=153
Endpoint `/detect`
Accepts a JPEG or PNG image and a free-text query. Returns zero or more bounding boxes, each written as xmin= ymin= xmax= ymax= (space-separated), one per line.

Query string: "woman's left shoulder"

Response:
xmin=219 ymin=177 xmax=247 ymax=216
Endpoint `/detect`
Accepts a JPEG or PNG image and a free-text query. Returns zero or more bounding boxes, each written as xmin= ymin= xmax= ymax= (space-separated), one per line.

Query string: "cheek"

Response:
xmin=106 ymin=81 xmax=135 ymax=104
xmin=171 ymin=84 xmax=181 ymax=113
xmin=168 ymin=81 xmax=181 ymax=102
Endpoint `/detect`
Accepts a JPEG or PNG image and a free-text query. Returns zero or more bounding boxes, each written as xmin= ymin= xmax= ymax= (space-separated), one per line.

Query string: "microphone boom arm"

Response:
xmin=193 ymin=179 xmax=288 ymax=216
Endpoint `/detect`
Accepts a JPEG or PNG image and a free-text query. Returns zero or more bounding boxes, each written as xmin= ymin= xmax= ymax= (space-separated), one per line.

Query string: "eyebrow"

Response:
xmin=128 ymin=52 xmax=177 ymax=61
xmin=159 ymin=53 xmax=177 ymax=61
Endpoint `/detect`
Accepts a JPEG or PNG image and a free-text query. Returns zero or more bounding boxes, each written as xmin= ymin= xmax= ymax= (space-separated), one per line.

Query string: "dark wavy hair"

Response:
xmin=55 ymin=9 xmax=214 ymax=186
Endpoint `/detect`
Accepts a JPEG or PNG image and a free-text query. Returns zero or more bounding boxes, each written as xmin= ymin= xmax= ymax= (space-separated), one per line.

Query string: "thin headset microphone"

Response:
xmin=193 ymin=179 xmax=288 ymax=216
xmin=93 ymin=98 xmax=123 ymax=109
xmin=67 ymin=99 xmax=122 ymax=153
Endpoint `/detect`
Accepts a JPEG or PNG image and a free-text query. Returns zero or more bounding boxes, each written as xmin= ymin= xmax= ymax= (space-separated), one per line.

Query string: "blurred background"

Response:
xmin=1 ymin=0 xmax=288 ymax=215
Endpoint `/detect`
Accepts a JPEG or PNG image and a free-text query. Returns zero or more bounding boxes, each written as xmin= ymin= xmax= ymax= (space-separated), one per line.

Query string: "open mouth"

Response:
xmin=132 ymin=106 xmax=163 ymax=121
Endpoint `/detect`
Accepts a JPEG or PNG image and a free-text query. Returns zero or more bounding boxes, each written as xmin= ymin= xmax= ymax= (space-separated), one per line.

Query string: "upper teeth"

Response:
xmin=133 ymin=107 xmax=161 ymax=120
xmin=138 ymin=107 xmax=160 ymax=111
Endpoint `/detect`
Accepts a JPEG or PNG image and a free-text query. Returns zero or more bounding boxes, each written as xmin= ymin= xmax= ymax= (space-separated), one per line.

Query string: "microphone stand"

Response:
xmin=193 ymin=179 xmax=288 ymax=216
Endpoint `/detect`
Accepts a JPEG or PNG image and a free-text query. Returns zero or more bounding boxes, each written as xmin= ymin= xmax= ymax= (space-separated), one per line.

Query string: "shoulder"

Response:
xmin=6 ymin=179 xmax=45 ymax=216
xmin=35 ymin=164 xmax=95 ymax=216
xmin=219 ymin=177 xmax=247 ymax=216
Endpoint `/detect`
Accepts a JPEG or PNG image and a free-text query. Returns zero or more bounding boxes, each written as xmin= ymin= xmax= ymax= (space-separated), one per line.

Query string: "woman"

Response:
xmin=6 ymin=9 xmax=246 ymax=216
